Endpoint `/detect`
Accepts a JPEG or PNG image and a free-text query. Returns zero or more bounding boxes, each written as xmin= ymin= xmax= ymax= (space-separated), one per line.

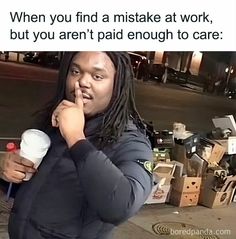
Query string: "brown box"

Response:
xmin=199 ymin=138 xmax=225 ymax=165
xmin=171 ymin=177 xmax=202 ymax=193
xmin=172 ymin=144 xmax=204 ymax=176
xmin=199 ymin=174 xmax=236 ymax=208
xmin=169 ymin=189 xmax=199 ymax=207
xmin=209 ymin=143 xmax=225 ymax=164
xmin=153 ymin=162 xmax=176 ymax=185
xmin=172 ymin=144 xmax=188 ymax=172
xmin=145 ymin=184 xmax=171 ymax=204
xmin=215 ymin=136 xmax=236 ymax=155
xmin=199 ymin=190 xmax=233 ymax=208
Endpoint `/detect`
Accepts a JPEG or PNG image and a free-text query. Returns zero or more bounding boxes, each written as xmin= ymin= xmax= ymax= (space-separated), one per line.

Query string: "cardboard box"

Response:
xmin=153 ymin=161 xmax=176 ymax=184
xmin=215 ymin=136 xmax=236 ymax=155
xmin=171 ymin=161 xmax=184 ymax=178
xmin=169 ymin=189 xmax=199 ymax=207
xmin=199 ymin=138 xmax=225 ymax=165
xmin=188 ymin=154 xmax=207 ymax=177
xmin=199 ymin=174 xmax=236 ymax=208
xmin=172 ymin=144 xmax=189 ymax=175
xmin=171 ymin=176 xmax=202 ymax=193
xmin=199 ymin=189 xmax=234 ymax=208
xmin=145 ymin=184 xmax=171 ymax=204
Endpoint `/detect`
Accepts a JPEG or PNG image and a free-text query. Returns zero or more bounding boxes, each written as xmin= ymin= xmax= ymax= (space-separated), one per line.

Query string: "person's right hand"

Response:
xmin=0 ymin=152 xmax=36 ymax=183
xmin=51 ymin=81 xmax=85 ymax=148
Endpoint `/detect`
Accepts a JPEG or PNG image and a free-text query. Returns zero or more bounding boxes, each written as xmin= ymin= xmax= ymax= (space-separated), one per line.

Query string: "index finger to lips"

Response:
xmin=75 ymin=81 xmax=83 ymax=108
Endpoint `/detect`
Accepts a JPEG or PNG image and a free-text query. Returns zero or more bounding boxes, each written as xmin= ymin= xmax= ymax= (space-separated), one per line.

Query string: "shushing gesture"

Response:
xmin=52 ymin=81 xmax=85 ymax=147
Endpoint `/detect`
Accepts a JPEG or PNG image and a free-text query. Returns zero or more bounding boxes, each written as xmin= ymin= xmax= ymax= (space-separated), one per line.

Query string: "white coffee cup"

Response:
xmin=19 ymin=129 xmax=51 ymax=181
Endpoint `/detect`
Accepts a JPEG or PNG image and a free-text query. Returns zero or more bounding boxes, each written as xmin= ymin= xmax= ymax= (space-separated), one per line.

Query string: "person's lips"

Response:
xmin=81 ymin=92 xmax=93 ymax=100
xmin=72 ymin=90 xmax=93 ymax=103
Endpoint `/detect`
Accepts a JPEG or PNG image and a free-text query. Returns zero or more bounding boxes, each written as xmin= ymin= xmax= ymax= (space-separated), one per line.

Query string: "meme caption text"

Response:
xmin=9 ymin=11 xmax=222 ymax=43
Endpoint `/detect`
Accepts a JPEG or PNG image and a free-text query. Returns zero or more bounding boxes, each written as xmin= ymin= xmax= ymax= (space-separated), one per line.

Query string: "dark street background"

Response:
xmin=0 ymin=61 xmax=235 ymax=137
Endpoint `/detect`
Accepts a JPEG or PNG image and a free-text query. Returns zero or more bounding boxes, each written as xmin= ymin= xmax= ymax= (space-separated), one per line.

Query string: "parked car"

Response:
xmin=23 ymin=52 xmax=40 ymax=63
xmin=23 ymin=52 xmax=60 ymax=68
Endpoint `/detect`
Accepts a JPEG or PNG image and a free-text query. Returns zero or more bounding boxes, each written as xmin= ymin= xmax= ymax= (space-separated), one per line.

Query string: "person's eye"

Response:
xmin=94 ymin=74 xmax=104 ymax=80
xmin=70 ymin=67 xmax=80 ymax=75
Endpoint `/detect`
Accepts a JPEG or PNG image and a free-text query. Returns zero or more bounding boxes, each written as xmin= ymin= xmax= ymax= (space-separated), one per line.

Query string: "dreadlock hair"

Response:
xmin=34 ymin=51 xmax=146 ymax=148
xmin=101 ymin=52 xmax=146 ymax=145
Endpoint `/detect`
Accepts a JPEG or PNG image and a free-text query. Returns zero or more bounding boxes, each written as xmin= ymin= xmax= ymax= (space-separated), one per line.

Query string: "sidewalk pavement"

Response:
xmin=136 ymin=79 xmax=204 ymax=95
xmin=136 ymin=79 xmax=228 ymax=99
xmin=1 ymin=191 xmax=236 ymax=239
xmin=114 ymin=203 xmax=236 ymax=239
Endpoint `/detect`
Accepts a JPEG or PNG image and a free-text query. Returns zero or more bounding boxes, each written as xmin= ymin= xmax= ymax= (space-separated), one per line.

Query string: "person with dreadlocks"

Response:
xmin=2 ymin=51 xmax=153 ymax=239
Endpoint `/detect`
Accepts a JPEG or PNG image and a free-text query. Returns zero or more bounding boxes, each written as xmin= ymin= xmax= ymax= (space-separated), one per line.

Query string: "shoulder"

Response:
xmin=123 ymin=120 xmax=150 ymax=143
xmin=113 ymin=120 xmax=153 ymax=161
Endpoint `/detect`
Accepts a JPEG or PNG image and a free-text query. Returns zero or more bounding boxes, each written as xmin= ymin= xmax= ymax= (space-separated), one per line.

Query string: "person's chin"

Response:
xmin=83 ymin=107 xmax=92 ymax=117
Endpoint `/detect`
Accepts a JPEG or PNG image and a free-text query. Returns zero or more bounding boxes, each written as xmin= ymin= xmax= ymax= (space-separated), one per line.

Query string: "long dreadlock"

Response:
xmin=34 ymin=51 xmax=146 ymax=148
xmin=101 ymin=52 xmax=146 ymax=145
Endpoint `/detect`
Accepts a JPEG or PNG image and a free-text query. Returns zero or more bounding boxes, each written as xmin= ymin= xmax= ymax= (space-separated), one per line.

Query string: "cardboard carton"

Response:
xmin=215 ymin=136 xmax=236 ymax=155
xmin=188 ymin=153 xmax=207 ymax=177
xmin=145 ymin=184 xmax=171 ymax=204
xmin=199 ymin=138 xmax=225 ymax=165
xmin=171 ymin=176 xmax=202 ymax=193
xmin=169 ymin=189 xmax=199 ymax=207
xmin=168 ymin=176 xmax=201 ymax=207
xmin=172 ymin=144 xmax=189 ymax=175
xmin=153 ymin=161 xmax=176 ymax=185
xmin=199 ymin=190 xmax=232 ymax=208
xmin=171 ymin=161 xmax=184 ymax=178
xmin=199 ymin=173 xmax=236 ymax=208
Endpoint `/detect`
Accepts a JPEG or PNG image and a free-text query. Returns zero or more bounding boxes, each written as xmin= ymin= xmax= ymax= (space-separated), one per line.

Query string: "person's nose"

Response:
xmin=78 ymin=73 xmax=91 ymax=88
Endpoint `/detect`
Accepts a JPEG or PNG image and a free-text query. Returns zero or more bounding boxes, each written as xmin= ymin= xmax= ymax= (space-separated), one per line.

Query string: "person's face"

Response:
xmin=66 ymin=52 xmax=116 ymax=117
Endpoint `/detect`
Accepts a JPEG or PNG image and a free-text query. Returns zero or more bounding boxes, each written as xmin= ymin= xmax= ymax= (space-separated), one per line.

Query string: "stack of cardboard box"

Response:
xmin=145 ymin=115 xmax=236 ymax=208
xmin=198 ymin=115 xmax=236 ymax=208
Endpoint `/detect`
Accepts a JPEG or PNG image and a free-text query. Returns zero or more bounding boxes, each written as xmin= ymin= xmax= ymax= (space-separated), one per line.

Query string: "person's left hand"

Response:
xmin=52 ymin=82 xmax=85 ymax=147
